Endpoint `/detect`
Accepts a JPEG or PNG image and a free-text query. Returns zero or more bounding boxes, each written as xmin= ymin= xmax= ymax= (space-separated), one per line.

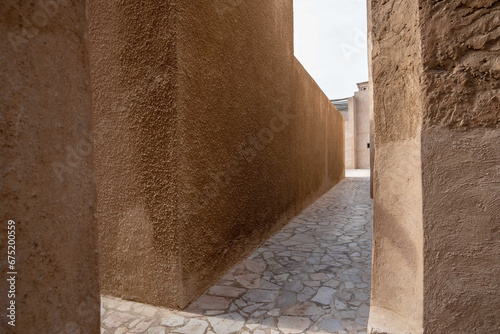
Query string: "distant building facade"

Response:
xmin=333 ymin=81 xmax=370 ymax=169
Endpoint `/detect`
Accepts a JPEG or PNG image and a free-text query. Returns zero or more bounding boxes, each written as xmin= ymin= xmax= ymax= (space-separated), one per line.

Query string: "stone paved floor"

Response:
xmin=101 ymin=175 xmax=373 ymax=334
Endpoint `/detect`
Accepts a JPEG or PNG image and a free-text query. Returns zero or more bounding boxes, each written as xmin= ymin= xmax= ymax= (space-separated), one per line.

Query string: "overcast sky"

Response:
xmin=293 ymin=0 xmax=368 ymax=99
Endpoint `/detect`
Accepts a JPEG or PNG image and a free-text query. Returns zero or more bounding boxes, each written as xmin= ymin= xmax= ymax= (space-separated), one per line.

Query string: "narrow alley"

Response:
xmin=101 ymin=173 xmax=373 ymax=334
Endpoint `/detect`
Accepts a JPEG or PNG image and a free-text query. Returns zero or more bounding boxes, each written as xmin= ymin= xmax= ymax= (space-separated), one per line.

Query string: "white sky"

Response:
xmin=293 ymin=0 xmax=369 ymax=99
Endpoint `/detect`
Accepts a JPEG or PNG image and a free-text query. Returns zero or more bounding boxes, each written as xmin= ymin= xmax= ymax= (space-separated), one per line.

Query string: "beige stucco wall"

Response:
xmin=369 ymin=0 xmax=500 ymax=333
xmin=91 ymin=0 xmax=344 ymax=309
xmin=354 ymin=82 xmax=370 ymax=169
xmin=344 ymin=97 xmax=356 ymax=169
xmin=368 ymin=0 xmax=425 ymax=332
xmin=0 ymin=1 xmax=100 ymax=333
xmin=341 ymin=83 xmax=370 ymax=170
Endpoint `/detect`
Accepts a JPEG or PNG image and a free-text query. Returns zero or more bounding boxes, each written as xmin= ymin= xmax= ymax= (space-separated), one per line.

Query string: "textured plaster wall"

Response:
xmin=342 ymin=84 xmax=370 ymax=170
xmin=91 ymin=0 xmax=344 ymax=308
xmin=354 ymin=83 xmax=370 ymax=169
xmin=370 ymin=0 xmax=500 ymax=333
xmin=369 ymin=0 xmax=425 ymax=332
xmin=345 ymin=97 xmax=356 ymax=169
xmin=89 ymin=0 xmax=183 ymax=308
xmin=0 ymin=1 xmax=100 ymax=333
xmin=419 ymin=1 xmax=500 ymax=332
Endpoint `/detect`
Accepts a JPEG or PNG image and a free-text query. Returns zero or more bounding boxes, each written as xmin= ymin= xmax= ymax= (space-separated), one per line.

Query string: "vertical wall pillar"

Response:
xmin=369 ymin=0 xmax=500 ymax=333
xmin=368 ymin=0 xmax=424 ymax=332
xmin=347 ymin=97 xmax=356 ymax=169
xmin=0 ymin=1 xmax=100 ymax=332
xmin=354 ymin=82 xmax=371 ymax=169
xmin=367 ymin=0 xmax=374 ymax=198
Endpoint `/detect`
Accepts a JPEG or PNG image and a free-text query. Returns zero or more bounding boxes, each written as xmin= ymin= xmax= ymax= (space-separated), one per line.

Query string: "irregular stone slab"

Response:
xmin=235 ymin=273 xmax=261 ymax=288
xmin=102 ymin=312 xmax=137 ymax=328
xmin=243 ymin=259 xmax=267 ymax=273
xmin=312 ymin=287 xmax=336 ymax=305
xmin=306 ymin=257 xmax=320 ymax=265
xmin=335 ymin=291 xmax=353 ymax=301
xmin=116 ymin=301 xmax=134 ymax=312
xmin=302 ymin=286 xmax=316 ymax=296
xmin=161 ymin=314 xmax=185 ymax=327
xmin=148 ymin=327 xmax=166 ymax=334
xmin=207 ymin=313 xmax=245 ymax=334
xmin=355 ymin=291 xmax=370 ymax=301
xmin=335 ymin=300 xmax=348 ymax=310
xmin=303 ymin=280 xmax=320 ymax=287
xmin=172 ymin=319 xmax=208 ymax=334
xmin=260 ymin=280 xmax=281 ymax=290
xmin=243 ymin=289 xmax=279 ymax=303
xmin=208 ymin=285 xmax=247 ymax=298
xmin=235 ymin=299 xmax=247 ymax=308
xmin=129 ymin=319 xmax=142 ymax=328
xmin=324 ymin=279 xmax=341 ymax=288
xmin=206 ymin=310 xmax=225 ymax=316
xmin=345 ymin=282 xmax=356 ymax=289
xmin=281 ymin=240 xmax=302 ymax=247
xmin=274 ymin=274 xmax=289 ymax=282
xmin=284 ymin=280 xmax=304 ymax=293
xmin=262 ymin=316 xmax=275 ymax=328
xmin=290 ymin=234 xmax=316 ymax=244
xmin=357 ymin=303 xmax=370 ymax=317
xmin=277 ymin=316 xmax=311 ymax=333
xmin=114 ymin=328 xmax=128 ymax=334
xmin=339 ymin=310 xmax=356 ymax=318
xmin=318 ymin=318 xmax=343 ymax=332
xmin=268 ymin=308 xmax=280 ymax=316
xmin=140 ymin=305 xmax=158 ymax=317
xmin=284 ymin=302 xmax=325 ymax=316
xmin=187 ymin=295 xmax=231 ymax=311
xmin=129 ymin=318 xmax=155 ymax=333
xmin=277 ymin=290 xmax=297 ymax=308
xmin=309 ymin=273 xmax=329 ymax=281
xmin=242 ymin=303 xmax=264 ymax=314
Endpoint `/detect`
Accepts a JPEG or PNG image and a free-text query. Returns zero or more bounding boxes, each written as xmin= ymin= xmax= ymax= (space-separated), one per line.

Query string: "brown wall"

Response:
xmin=419 ymin=1 xmax=500 ymax=332
xmin=91 ymin=0 xmax=345 ymax=309
xmin=0 ymin=1 xmax=100 ymax=333
xmin=369 ymin=0 xmax=500 ymax=333
xmin=89 ymin=0 xmax=183 ymax=308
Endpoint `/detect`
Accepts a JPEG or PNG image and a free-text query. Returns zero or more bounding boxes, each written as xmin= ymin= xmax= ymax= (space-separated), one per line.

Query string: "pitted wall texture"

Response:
xmin=0 ymin=1 xmax=100 ymax=333
xmin=419 ymin=1 xmax=500 ymax=333
xmin=420 ymin=0 xmax=500 ymax=128
xmin=89 ymin=0 xmax=183 ymax=308
xmin=370 ymin=0 xmax=500 ymax=333
xmin=369 ymin=0 xmax=424 ymax=332
xmin=91 ymin=0 xmax=344 ymax=308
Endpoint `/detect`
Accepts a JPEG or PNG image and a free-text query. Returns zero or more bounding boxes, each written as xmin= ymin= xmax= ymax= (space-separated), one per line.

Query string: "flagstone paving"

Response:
xmin=101 ymin=176 xmax=373 ymax=334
